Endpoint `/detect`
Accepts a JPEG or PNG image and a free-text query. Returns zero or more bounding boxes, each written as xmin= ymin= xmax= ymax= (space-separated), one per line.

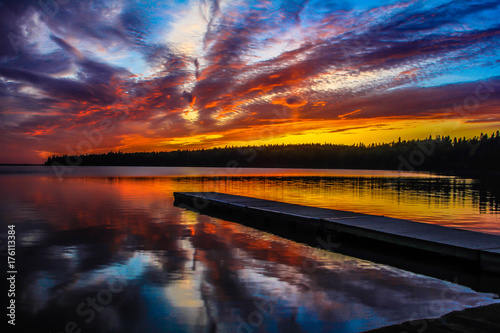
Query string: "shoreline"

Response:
xmin=4 ymin=164 xmax=500 ymax=180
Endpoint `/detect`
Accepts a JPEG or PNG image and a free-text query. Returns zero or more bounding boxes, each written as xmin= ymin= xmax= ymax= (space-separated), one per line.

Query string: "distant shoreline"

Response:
xmin=3 ymin=163 xmax=500 ymax=180
xmin=41 ymin=135 xmax=500 ymax=179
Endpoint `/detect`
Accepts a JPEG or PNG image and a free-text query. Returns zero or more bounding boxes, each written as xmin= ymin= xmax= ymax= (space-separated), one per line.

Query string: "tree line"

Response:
xmin=45 ymin=132 xmax=500 ymax=174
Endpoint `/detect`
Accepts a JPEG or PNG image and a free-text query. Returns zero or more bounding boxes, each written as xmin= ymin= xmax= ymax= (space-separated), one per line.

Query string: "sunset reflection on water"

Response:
xmin=1 ymin=166 xmax=499 ymax=333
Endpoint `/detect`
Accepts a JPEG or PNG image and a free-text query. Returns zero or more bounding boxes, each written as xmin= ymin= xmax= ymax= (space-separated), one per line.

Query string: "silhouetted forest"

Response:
xmin=45 ymin=132 xmax=500 ymax=174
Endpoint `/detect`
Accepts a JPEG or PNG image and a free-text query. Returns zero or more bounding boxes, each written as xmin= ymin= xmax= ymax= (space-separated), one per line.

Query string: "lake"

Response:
xmin=1 ymin=166 xmax=499 ymax=333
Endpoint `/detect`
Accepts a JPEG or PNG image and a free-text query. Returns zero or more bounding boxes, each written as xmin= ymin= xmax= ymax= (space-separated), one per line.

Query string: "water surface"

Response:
xmin=1 ymin=166 xmax=499 ymax=333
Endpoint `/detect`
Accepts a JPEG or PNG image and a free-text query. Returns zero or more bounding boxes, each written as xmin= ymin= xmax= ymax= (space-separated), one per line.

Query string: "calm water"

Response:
xmin=1 ymin=166 xmax=499 ymax=333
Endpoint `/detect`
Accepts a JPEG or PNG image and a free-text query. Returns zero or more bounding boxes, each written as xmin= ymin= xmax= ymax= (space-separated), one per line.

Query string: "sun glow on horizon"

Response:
xmin=1 ymin=0 xmax=499 ymax=163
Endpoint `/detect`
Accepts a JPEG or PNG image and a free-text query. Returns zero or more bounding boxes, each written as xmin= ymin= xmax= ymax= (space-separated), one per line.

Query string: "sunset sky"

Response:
xmin=1 ymin=0 xmax=499 ymax=163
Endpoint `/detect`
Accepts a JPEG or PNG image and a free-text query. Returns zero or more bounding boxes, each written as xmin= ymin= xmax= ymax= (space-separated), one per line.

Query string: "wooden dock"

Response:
xmin=173 ymin=192 xmax=500 ymax=275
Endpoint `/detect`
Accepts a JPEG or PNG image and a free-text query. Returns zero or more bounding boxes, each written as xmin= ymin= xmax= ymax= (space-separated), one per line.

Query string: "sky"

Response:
xmin=0 ymin=0 xmax=499 ymax=164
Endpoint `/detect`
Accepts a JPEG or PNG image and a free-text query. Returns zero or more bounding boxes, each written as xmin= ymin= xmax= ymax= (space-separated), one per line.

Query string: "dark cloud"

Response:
xmin=317 ymin=77 xmax=500 ymax=120
xmin=201 ymin=0 xmax=221 ymax=47
xmin=50 ymin=35 xmax=82 ymax=57
xmin=1 ymin=0 xmax=499 ymax=162
xmin=381 ymin=0 xmax=500 ymax=33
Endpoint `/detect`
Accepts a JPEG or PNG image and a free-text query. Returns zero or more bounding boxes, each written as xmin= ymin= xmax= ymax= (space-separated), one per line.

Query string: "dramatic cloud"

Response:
xmin=1 ymin=0 xmax=499 ymax=163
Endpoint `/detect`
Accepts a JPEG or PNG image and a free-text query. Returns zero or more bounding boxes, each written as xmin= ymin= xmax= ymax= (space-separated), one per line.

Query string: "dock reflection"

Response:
xmin=2 ymin=172 xmax=498 ymax=333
